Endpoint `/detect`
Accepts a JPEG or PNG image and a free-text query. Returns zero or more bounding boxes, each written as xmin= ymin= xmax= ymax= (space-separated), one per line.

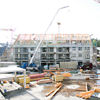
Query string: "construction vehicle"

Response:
xmin=20 ymin=62 xmax=38 ymax=72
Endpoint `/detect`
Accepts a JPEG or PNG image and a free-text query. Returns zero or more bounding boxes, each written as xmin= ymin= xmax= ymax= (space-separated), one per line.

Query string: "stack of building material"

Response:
xmin=52 ymin=72 xmax=72 ymax=82
xmin=16 ymin=75 xmax=28 ymax=83
xmin=29 ymin=73 xmax=46 ymax=81
xmin=62 ymin=73 xmax=72 ymax=79
xmin=37 ymin=79 xmax=52 ymax=84
xmin=52 ymin=72 xmax=63 ymax=82
xmin=55 ymin=75 xmax=64 ymax=82
xmin=18 ymin=77 xmax=30 ymax=84
xmin=60 ymin=61 xmax=78 ymax=69
xmin=52 ymin=75 xmax=63 ymax=82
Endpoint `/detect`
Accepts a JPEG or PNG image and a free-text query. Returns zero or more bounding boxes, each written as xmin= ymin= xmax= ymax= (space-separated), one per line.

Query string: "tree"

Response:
xmin=92 ymin=39 xmax=100 ymax=47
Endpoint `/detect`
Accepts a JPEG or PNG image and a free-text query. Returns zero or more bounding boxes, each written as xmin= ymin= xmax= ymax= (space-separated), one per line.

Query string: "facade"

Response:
xmin=13 ymin=34 xmax=93 ymax=66
xmin=0 ymin=43 xmax=8 ymax=56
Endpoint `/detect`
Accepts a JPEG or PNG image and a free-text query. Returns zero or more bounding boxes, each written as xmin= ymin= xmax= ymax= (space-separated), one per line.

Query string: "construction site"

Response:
xmin=0 ymin=32 xmax=100 ymax=100
xmin=0 ymin=0 xmax=100 ymax=100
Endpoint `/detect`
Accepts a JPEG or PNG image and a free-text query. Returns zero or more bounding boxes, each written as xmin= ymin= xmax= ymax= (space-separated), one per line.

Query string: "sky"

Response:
xmin=0 ymin=0 xmax=100 ymax=43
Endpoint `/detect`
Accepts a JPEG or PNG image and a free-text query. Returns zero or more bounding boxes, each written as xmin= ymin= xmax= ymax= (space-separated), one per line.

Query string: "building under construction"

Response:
xmin=13 ymin=34 xmax=93 ymax=66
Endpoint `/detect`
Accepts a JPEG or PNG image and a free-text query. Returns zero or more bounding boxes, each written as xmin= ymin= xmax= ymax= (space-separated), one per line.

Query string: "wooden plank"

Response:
xmin=48 ymin=85 xmax=62 ymax=100
xmin=45 ymin=89 xmax=56 ymax=97
xmin=46 ymin=83 xmax=62 ymax=97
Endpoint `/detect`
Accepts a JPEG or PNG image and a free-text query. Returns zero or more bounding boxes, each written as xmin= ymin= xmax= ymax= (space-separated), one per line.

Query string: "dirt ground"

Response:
xmin=42 ymin=79 xmax=96 ymax=98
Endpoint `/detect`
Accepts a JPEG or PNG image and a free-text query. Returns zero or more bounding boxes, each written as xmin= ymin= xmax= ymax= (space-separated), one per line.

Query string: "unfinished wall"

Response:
xmin=13 ymin=34 xmax=93 ymax=66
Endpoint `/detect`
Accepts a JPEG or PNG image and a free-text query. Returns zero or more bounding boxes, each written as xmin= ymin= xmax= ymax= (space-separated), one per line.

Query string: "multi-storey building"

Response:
xmin=13 ymin=34 xmax=93 ymax=66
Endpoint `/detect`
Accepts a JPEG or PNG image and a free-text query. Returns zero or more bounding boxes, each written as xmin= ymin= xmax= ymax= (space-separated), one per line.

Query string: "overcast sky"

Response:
xmin=0 ymin=0 xmax=100 ymax=43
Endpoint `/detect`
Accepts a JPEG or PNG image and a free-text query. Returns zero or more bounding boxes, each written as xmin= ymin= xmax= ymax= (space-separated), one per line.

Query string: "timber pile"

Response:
xmin=29 ymin=73 xmax=46 ymax=81
xmin=76 ymin=90 xmax=94 ymax=99
xmin=45 ymin=83 xmax=62 ymax=100
xmin=37 ymin=79 xmax=52 ymax=84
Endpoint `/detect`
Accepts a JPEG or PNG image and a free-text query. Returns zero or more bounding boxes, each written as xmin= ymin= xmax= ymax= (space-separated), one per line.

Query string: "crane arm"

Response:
xmin=29 ymin=6 xmax=69 ymax=65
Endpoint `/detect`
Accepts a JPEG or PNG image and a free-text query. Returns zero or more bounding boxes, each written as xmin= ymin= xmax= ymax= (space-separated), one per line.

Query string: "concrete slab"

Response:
xmin=7 ymin=84 xmax=85 ymax=100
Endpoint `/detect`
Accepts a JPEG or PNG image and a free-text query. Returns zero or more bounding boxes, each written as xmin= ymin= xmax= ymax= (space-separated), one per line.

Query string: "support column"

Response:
xmin=24 ymin=70 xmax=26 ymax=88
xmin=15 ymin=71 xmax=17 ymax=82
